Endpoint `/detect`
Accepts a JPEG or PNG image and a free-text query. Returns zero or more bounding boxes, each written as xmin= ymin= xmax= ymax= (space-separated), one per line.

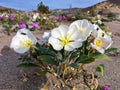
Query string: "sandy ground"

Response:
xmin=0 ymin=21 xmax=120 ymax=90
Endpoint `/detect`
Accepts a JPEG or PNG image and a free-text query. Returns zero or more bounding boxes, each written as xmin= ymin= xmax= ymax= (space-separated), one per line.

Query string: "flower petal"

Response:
xmin=64 ymin=45 xmax=74 ymax=51
xmin=51 ymin=27 xmax=61 ymax=38
xmin=10 ymin=35 xmax=30 ymax=54
xmin=10 ymin=29 xmax=37 ymax=54
xmin=102 ymin=37 xmax=113 ymax=49
xmin=91 ymin=43 xmax=104 ymax=54
xmin=68 ymin=26 xmax=82 ymax=41
xmin=65 ymin=41 xmax=82 ymax=51
xmin=59 ymin=25 xmax=68 ymax=36
xmin=48 ymin=37 xmax=63 ymax=51
xmin=69 ymin=19 xmax=94 ymax=41
xmin=70 ymin=20 xmax=82 ymax=27
xmin=81 ymin=19 xmax=89 ymax=28
xmin=41 ymin=32 xmax=51 ymax=44
xmin=17 ymin=28 xmax=37 ymax=44
xmin=13 ymin=47 xmax=29 ymax=54
xmin=92 ymin=24 xmax=99 ymax=37
xmin=69 ymin=41 xmax=82 ymax=48
xmin=84 ymin=24 xmax=93 ymax=34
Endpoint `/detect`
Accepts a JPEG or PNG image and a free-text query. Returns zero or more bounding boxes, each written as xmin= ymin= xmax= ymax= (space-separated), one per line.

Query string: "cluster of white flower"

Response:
xmin=32 ymin=13 xmax=39 ymax=21
xmin=10 ymin=19 xmax=113 ymax=54
xmin=32 ymin=13 xmax=48 ymax=21
xmin=0 ymin=13 xmax=9 ymax=18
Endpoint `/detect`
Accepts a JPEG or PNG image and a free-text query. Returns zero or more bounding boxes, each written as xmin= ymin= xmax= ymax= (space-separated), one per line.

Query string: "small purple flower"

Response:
xmin=9 ymin=14 xmax=14 ymax=20
xmin=58 ymin=16 xmax=62 ymax=19
xmin=19 ymin=23 xmax=26 ymax=29
xmin=0 ymin=15 xmax=3 ymax=20
xmin=62 ymin=16 xmax=66 ymax=19
xmin=32 ymin=22 xmax=38 ymax=28
xmin=66 ymin=14 xmax=73 ymax=18
xmin=103 ymin=85 xmax=111 ymax=90
xmin=56 ymin=16 xmax=62 ymax=20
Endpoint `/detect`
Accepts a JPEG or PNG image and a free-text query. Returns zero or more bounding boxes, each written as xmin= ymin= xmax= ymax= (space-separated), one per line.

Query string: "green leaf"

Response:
xmin=82 ymin=40 xmax=88 ymax=54
xmin=93 ymin=53 xmax=110 ymax=60
xmin=96 ymin=64 xmax=104 ymax=76
xmin=3 ymin=25 xmax=9 ymax=28
xmin=37 ymin=55 xmax=56 ymax=65
xmin=76 ymin=55 xmax=95 ymax=64
xmin=105 ymin=48 xmax=117 ymax=53
xmin=70 ymin=51 xmax=79 ymax=59
xmin=17 ymin=63 xmax=39 ymax=69
xmin=36 ymin=43 xmax=56 ymax=56
xmin=56 ymin=52 xmax=63 ymax=61
xmin=69 ymin=63 xmax=80 ymax=68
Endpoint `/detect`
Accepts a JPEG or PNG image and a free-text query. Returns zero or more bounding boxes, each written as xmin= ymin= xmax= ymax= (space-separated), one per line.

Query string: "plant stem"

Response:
xmin=62 ymin=64 xmax=67 ymax=80
xmin=78 ymin=64 xmax=84 ymax=73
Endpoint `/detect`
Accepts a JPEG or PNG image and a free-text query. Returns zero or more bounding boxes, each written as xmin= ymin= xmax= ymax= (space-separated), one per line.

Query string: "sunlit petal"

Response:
xmin=48 ymin=37 xmax=63 ymax=50
xmin=41 ymin=32 xmax=51 ymax=44
xmin=51 ymin=27 xmax=61 ymax=38
xmin=91 ymin=43 xmax=105 ymax=54
xmin=69 ymin=41 xmax=82 ymax=48
xmin=59 ymin=25 xmax=69 ymax=36
xmin=69 ymin=19 xmax=93 ymax=41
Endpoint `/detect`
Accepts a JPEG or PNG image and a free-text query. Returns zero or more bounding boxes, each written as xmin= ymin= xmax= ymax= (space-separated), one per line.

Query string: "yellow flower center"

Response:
xmin=21 ymin=38 xmax=32 ymax=48
xmin=77 ymin=26 xmax=86 ymax=35
xmin=59 ymin=36 xmax=70 ymax=46
xmin=95 ymin=38 xmax=104 ymax=47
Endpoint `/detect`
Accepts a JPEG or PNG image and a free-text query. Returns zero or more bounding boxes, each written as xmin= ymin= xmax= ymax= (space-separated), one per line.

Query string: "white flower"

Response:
xmin=97 ymin=20 xmax=102 ymax=25
xmin=10 ymin=28 xmax=37 ymax=54
xmin=93 ymin=24 xmax=107 ymax=37
xmin=92 ymin=24 xmax=113 ymax=54
xmin=41 ymin=32 xmax=51 ymax=44
xmin=91 ymin=37 xmax=113 ymax=54
xmin=48 ymin=25 xmax=83 ymax=51
xmin=1 ymin=13 xmax=8 ymax=17
xmin=69 ymin=19 xmax=94 ymax=41
xmin=92 ymin=24 xmax=112 ymax=40
xmin=96 ymin=14 xmax=101 ymax=20
xmin=43 ymin=16 xmax=47 ymax=20
xmin=33 ymin=13 xmax=39 ymax=21
xmin=92 ymin=24 xmax=102 ymax=37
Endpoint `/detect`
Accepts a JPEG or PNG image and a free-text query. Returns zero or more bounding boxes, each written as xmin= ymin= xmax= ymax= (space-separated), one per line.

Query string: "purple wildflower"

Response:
xmin=9 ymin=14 xmax=14 ymax=20
xmin=19 ymin=23 xmax=26 ymax=29
xmin=66 ymin=14 xmax=73 ymax=18
xmin=62 ymin=15 xmax=66 ymax=19
xmin=0 ymin=16 xmax=3 ymax=20
xmin=32 ymin=22 xmax=38 ymax=28
xmin=0 ymin=15 xmax=3 ymax=20
xmin=103 ymin=85 xmax=111 ymax=90
xmin=56 ymin=16 xmax=62 ymax=20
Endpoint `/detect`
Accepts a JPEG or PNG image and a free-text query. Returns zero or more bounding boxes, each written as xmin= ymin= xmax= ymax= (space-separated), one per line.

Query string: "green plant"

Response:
xmin=37 ymin=2 xmax=50 ymax=14
xmin=10 ymin=20 xmax=116 ymax=90
xmin=107 ymin=12 xmax=116 ymax=20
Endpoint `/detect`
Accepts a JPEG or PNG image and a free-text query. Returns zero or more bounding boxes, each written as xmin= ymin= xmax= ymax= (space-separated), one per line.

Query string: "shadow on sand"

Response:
xmin=0 ymin=46 xmax=47 ymax=90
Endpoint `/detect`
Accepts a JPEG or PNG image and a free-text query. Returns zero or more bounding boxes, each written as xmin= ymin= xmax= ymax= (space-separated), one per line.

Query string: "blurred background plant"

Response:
xmin=37 ymin=1 xmax=51 ymax=14
xmin=107 ymin=12 xmax=117 ymax=21
xmin=33 ymin=14 xmax=57 ymax=30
